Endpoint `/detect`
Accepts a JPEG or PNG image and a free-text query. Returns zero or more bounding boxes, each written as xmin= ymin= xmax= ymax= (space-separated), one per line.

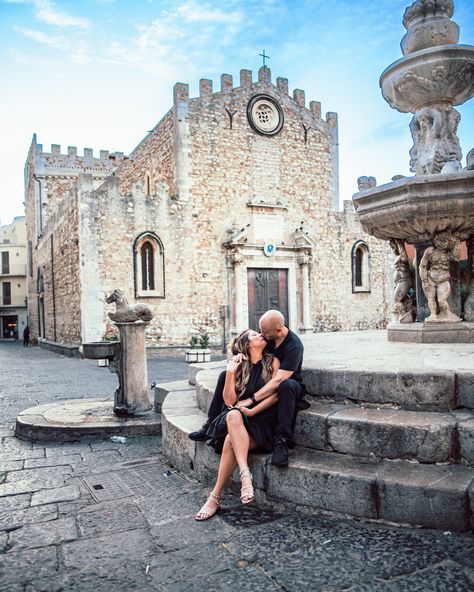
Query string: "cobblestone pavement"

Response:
xmin=0 ymin=341 xmax=473 ymax=592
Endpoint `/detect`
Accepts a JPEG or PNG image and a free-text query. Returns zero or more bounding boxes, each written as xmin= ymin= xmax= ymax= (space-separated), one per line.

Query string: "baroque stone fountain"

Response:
xmin=353 ymin=0 xmax=474 ymax=342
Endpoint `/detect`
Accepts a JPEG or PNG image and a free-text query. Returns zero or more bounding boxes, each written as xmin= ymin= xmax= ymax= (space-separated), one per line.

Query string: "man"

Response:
xmin=189 ymin=310 xmax=308 ymax=466
xmin=23 ymin=325 xmax=30 ymax=347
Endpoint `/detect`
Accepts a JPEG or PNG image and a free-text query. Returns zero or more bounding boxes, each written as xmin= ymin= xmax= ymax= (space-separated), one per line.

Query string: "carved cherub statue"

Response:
xmin=357 ymin=176 xmax=377 ymax=191
xmin=389 ymin=239 xmax=414 ymax=323
xmin=419 ymin=231 xmax=462 ymax=323
xmin=106 ymin=289 xmax=153 ymax=323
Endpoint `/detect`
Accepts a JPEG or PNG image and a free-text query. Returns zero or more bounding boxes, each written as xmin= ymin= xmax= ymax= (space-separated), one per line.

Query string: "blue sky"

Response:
xmin=1 ymin=0 xmax=473 ymax=224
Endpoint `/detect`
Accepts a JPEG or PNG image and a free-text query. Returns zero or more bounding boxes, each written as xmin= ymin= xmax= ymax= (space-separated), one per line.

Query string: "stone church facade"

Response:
xmin=25 ymin=66 xmax=390 ymax=349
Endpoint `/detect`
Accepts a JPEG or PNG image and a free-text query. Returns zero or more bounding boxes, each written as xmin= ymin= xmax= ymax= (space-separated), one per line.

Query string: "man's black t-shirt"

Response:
xmin=266 ymin=328 xmax=304 ymax=383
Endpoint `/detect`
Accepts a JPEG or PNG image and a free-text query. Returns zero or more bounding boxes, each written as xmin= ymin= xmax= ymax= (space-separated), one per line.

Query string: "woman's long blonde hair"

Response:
xmin=229 ymin=330 xmax=273 ymax=397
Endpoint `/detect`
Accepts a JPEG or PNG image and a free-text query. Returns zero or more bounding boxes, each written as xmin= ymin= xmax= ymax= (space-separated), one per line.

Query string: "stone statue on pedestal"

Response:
xmin=419 ymin=231 xmax=462 ymax=323
xmin=389 ymin=239 xmax=414 ymax=323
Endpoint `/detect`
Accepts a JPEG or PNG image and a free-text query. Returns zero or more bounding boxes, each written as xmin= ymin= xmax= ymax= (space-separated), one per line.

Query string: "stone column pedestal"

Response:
xmin=114 ymin=321 xmax=152 ymax=416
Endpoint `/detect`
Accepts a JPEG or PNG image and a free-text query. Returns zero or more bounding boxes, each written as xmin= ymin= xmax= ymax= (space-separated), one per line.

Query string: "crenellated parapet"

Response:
xmin=33 ymin=142 xmax=126 ymax=178
xmin=172 ymin=66 xmax=337 ymax=127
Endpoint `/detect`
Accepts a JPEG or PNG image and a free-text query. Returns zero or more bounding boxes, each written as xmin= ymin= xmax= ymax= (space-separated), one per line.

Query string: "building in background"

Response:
xmin=0 ymin=216 xmax=27 ymax=340
xmin=24 ymin=66 xmax=390 ymax=350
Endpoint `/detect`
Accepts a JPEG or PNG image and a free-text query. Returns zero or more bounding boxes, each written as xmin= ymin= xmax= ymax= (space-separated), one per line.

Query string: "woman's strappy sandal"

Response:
xmin=195 ymin=492 xmax=220 ymax=521
xmin=240 ymin=467 xmax=254 ymax=505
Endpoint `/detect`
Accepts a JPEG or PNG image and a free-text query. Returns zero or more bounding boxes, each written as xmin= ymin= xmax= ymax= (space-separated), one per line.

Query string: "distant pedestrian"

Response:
xmin=23 ymin=325 xmax=30 ymax=347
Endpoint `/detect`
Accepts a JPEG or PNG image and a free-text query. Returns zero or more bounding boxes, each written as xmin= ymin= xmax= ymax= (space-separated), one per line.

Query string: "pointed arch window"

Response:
xmin=134 ymin=232 xmax=165 ymax=298
xmin=141 ymin=241 xmax=155 ymax=290
xmin=352 ymin=241 xmax=371 ymax=293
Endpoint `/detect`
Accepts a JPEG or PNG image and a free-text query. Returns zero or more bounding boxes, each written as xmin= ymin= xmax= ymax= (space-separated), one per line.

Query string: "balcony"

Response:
xmin=0 ymin=296 xmax=27 ymax=308
xmin=0 ymin=264 xmax=27 ymax=277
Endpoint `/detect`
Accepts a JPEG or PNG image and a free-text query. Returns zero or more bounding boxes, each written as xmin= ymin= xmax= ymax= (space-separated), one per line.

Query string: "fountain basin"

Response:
xmin=353 ymin=170 xmax=474 ymax=243
xmin=380 ymin=45 xmax=474 ymax=113
xmin=82 ymin=341 xmax=120 ymax=359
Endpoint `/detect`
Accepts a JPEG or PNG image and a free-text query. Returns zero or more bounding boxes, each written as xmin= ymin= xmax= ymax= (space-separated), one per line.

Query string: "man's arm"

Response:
xmin=238 ymin=368 xmax=293 ymax=407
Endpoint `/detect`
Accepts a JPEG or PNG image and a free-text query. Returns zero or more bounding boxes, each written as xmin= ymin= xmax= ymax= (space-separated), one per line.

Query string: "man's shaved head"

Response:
xmin=260 ymin=310 xmax=285 ymax=329
xmin=259 ymin=309 xmax=286 ymax=341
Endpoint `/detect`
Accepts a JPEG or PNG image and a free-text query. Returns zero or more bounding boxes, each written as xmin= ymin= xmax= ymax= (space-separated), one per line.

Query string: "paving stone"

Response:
xmin=62 ymin=529 xmax=156 ymax=568
xmin=31 ymin=484 xmax=81 ymax=506
xmin=0 ymin=546 xmax=59 ymax=590
xmin=0 ymin=532 xmax=7 ymax=551
xmin=2 ymin=436 xmax=32 ymax=451
xmin=1 ymin=448 xmax=46 ymax=462
xmin=76 ymin=500 xmax=148 ymax=537
xmin=24 ymin=453 xmax=83 ymax=469
xmin=0 ymin=493 xmax=30 ymax=512
xmin=7 ymin=516 xmax=78 ymax=550
xmin=63 ymin=560 xmax=156 ymax=592
xmin=0 ymin=504 xmax=58 ymax=532
xmin=147 ymin=542 xmax=235 ymax=585
xmin=44 ymin=443 xmax=92 ymax=457
xmin=160 ymin=566 xmax=282 ymax=592
xmin=5 ymin=465 xmax=73 ymax=484
xmin=0 ymin=460 xmax=23 ymax=472
xmin=387 ymin=560 xmax=474 ymax=591
xmin=0 ymin=478 xmax=66 ymax=497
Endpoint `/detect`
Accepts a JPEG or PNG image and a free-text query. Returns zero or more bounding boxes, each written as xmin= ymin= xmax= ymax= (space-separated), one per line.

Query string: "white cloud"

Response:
xmin=14 ymin=25 xmax=64 ymax=46
xmin=34 ymin=0 xmax=90 ymax=29
xmin=176 ymin=0 xmax=242 ymax=25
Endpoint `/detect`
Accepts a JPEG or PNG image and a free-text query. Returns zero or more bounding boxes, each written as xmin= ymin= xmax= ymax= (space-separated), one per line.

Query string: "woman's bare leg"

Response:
xmin=212 ymin=435 xmax=238 ymax=497
xmin=226 ymin=410 xmax=257 ymax=500
xmin=196 ymin=435 xmax=238 ymax=519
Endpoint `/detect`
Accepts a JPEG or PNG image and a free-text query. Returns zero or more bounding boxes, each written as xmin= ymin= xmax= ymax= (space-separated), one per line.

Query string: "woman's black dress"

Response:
xmin=206 ymin=360 xmax=278 ymax=454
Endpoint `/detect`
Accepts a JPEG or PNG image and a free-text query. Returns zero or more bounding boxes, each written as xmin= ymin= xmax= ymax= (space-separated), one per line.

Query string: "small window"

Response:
xmin=2 ymin=282 xmax=11 ymax=305
xmin=145 ymin=174 xmax=154 ymax=196
xmin=134 ymin=232 xmax=164 ymax=298
xmin=352 ymin=241 xmax=370 ymax=293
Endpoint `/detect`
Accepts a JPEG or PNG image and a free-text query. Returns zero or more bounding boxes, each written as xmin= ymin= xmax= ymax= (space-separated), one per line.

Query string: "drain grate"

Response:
xmin=81 ymin=461 xmax=187 ymax=503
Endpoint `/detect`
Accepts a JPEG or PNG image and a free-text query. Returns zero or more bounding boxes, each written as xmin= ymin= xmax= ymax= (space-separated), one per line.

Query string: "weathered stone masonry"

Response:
xmin=25 ymin=66 xmax=390 ymax=347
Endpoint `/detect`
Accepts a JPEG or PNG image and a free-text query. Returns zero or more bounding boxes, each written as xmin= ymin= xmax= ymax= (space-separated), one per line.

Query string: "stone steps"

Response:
xmin=159 ymin=383 xmax=474 ymax=532
xmin=193 ymin=368 xmax=474 ymax=465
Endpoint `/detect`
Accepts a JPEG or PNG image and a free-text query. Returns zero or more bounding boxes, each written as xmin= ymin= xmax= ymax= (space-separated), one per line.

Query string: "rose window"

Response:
xmin=247 ymin=95 xmax=284 ymax=136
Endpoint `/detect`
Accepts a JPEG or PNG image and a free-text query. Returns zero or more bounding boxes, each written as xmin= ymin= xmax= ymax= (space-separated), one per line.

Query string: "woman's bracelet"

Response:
xmin=251 ymin=394 xmax=257 ymax=404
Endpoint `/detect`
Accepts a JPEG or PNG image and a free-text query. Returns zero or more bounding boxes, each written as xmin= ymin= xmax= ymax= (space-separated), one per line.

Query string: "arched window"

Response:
xmin=352 ymin=241 xmax=370 ymax=293
xmin=134 ymin=232 xmax=164 ymax=298
xmin=141 ymin=241 xmax=155 ymax=291
xmin=145 ymin=174 xmax=154 ymax=197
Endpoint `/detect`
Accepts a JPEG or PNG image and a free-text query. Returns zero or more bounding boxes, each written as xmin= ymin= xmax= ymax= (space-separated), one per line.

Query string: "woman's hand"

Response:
xmin=237 ymin=406 xmax=254 ymax=417
xmin=226 ymin=357 xmax=241 ymax=374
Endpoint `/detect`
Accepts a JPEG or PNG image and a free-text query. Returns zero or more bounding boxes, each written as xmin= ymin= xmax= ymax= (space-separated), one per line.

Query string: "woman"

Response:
xmin=195 ymin=329 xmax=280 ymax=521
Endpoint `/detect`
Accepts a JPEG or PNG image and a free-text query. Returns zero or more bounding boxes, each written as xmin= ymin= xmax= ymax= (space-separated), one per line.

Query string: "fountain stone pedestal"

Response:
xmin=113 ymin=322 xmax=153 ymax=416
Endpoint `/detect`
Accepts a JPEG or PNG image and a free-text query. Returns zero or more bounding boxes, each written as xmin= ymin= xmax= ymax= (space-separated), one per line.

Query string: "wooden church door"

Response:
xmin=247 ymin=268 xmax=289 ymax=331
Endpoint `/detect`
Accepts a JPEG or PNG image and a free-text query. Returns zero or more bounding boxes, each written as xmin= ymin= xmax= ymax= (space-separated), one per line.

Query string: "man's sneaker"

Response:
xmin=271 ymin=438 xmax=289 ymax=466
xmin=188 ymin=420 xmax=211 ymax=441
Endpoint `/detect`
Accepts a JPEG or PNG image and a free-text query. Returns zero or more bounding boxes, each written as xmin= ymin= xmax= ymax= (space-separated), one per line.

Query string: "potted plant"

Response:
xmin=185 ymin=331 xmax=211 ymax=363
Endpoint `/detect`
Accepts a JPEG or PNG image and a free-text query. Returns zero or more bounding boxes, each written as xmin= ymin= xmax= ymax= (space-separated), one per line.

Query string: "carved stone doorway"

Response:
xmin=247 ymin=268 xmax=289 ymax=330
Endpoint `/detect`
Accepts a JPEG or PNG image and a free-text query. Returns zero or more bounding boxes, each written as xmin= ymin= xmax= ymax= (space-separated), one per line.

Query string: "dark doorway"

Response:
xmin=2 ymin=315 xmax=18 ymax=339
xmin=247 ymin=268 xmax=288 ymax=331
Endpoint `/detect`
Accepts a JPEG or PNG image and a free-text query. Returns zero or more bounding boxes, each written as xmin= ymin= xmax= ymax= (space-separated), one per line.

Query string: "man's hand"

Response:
xmin=235 ymin=398 xmax=252 ymax=408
